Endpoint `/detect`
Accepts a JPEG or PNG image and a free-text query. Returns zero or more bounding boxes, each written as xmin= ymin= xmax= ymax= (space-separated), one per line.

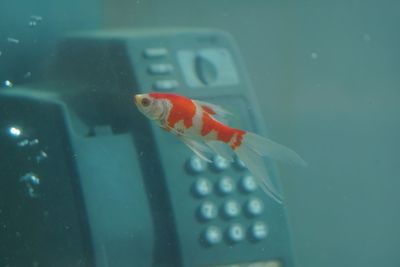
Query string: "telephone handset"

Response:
xmin=51 ymin=29 xmax=294 ymax=267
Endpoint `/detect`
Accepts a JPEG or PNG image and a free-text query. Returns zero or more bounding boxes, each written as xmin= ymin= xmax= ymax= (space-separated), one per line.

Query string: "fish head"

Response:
xmin=134 ymin=93 xmax=166 ymax=120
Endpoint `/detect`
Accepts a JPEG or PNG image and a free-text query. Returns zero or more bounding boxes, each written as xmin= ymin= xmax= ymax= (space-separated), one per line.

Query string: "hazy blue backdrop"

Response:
xmin=103 ymin=1 xmax=400 ymax=266
xmin=1 ymin=1 xmax=399 ymax=266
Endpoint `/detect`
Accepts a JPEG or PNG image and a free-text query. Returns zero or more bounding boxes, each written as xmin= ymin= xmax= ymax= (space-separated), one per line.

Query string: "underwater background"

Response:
xmin=1 ymin=1 xmax=399 ymax=267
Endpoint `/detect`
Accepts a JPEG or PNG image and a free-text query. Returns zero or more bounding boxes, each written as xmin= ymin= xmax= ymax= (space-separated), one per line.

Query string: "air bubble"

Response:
xmin=17 ymin=139 xmax=29 ymax=147
xmin=20 ymin=172 xmax=41 ymax=198
xmin=6 ymin=37 xmax=20 ymax=44
xmin=29 ymin=21 xmax=37 ymax=27
xmin=4 ymin=80 xmax=13 ymax=88
xmin=29 ymin=139 xmax=39 ymax=146
xmin=30 ymin=15 xmax=43 ymax=21
xmin=8 ymin=126 xmax=22 ymax=137
xmin=20 ymin=172 xmax=40 ymax=185
xmin=311 ymin=52 xmax=318 ymax=60
xmin=24 ymin=72 xmax=32 ymax=79
xmin=36 ymin=150 xmax=48 ymax=163
xmin=363 ymin=33 xmax=371 ymax=42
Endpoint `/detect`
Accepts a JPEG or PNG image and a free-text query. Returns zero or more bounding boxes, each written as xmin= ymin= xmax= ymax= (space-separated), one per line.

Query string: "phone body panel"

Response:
xmin=49 ymin=28 xmax=295 ymax=267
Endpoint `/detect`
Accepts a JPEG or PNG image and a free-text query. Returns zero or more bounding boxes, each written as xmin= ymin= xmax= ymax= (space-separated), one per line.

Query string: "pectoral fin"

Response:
xmin=180 ymin=137 xmax=214 ymax=162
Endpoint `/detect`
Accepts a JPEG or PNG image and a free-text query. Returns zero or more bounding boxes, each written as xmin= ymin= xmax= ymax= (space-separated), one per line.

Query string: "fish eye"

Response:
xmin=141 ymin=97 xmax=151 ymax=107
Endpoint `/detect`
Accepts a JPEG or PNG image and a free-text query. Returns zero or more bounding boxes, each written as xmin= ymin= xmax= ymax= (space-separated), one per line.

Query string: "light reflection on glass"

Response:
xmin=8 ymin=126 xmax=22 ymax=137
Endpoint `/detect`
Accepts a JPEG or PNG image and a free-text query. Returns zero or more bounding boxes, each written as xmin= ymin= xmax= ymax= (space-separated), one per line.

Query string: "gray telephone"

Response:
xmin=0 ymin=29 xmax=295 ymax=267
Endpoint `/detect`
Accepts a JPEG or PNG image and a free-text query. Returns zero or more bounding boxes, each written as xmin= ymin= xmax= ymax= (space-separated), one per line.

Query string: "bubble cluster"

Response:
xmin=5 ymin=125 xmax=49 ymax=199
xmin=8 ymin=126 xmax=22 ymax=137
xmin=20 ymin=172 xmax=41 ymax=198
xmin=28 ymin=15 xmax=43 ymax=27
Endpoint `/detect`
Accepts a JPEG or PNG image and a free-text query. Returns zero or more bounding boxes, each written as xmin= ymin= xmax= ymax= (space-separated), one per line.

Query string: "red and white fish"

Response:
xmin=134 ymin=92 xmax=305 ymax=203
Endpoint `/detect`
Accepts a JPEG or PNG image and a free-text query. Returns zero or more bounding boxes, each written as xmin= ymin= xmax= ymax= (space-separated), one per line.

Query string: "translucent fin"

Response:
xmin=193 ymin=100 xmax=232 ymax=119
xmin=235 ymin=142 xmax=283 ymax=203
xmin=243 ymin=132 xmax=307 ymax=167
xmin=180 ymin=137 xmax=214 ymax=162
xmin=206 ymin=141 xmax=234 ymax=161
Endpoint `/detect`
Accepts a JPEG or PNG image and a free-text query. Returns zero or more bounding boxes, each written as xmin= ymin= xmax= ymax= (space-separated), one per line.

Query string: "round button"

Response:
xmin=222 ymin=200 xmax=241 ymax=218
xmin=234 ymin=155 xmax=246 ymax=170
xmin=212 ymin=155 xmax=230 ymax=171
xmin=227 ymin=224 xmax=245 ymax=243
xmin=217 ymin=176 xmax=235 ymax=195
xmin=198 ymin=201 xmax=217 ymax=221
xmin=245 ymin=198 xmax=264 ymax=216
xmin=240 ymin=175 xmax=258 ymax=193
xmin=187 ymin=155 xmax=206 ymax=174
xmin=203 ymin=226 xmax=222 ymax=245
xmin=250 ymin=221 xmax=268 ymax=241
xmin=193 ymin=178 xmax=212 ymax=197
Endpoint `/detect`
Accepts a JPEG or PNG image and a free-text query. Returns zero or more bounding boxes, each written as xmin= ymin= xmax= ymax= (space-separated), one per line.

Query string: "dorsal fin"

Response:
xmin=193 ymin=100 xmax=232 ymax=119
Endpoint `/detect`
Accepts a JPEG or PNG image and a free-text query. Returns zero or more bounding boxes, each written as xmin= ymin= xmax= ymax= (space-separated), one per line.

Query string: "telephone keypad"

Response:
xmin=187 ymin=155 xmax=269 ymax=246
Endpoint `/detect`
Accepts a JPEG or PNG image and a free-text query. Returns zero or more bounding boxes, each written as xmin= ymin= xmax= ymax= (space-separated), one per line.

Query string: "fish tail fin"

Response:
xmin=234 ymin=132 xmax=306 ymax=203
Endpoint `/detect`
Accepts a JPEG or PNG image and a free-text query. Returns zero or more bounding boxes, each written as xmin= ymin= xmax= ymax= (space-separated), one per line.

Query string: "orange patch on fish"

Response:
xmin=200 ymin=112 xmax=246 ymax=149
xmin=150 ymin=93 xmax=196 ymax=129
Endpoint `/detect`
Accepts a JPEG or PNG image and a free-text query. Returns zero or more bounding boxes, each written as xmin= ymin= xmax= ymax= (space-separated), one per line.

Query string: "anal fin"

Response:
xmin=206 ymin=141 xmax=234 ymax=161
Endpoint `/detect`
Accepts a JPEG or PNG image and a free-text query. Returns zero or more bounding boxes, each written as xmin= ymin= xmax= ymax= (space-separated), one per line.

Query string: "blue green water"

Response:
xmin=0 ymin=1 xmax=399 ymax=267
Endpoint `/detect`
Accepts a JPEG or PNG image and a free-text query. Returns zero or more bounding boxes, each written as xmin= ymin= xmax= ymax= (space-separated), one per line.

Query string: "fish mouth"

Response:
xmin=134 ymin=94 xmax=142 ymax=106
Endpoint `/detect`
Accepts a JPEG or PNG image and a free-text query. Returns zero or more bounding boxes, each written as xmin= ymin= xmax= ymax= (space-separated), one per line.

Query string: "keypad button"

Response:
xmin=245 ymin=197 xmax=264 ymax=216
xmin=193 ymin=178 xmax=212 ymax=197
xmin=212 ymin=155 xmax=230 ymax=171
xmin=203 ymin=226 xmax=222 ymax=245
xmin=234 ymin=155 xmax=246 ymax=170
xmin=217 ymin=176 xmax=235 ymax=195
xmin=250 ymin=221 xmax=268 ymax=241
xmin=240 ymin=175 xmax=258 ymax=193
xmin=153 ymin=80 xmax=178 ymax=91
xmin=198 ymin=201 xmax=217 ymax=221
xmin=222 ymin=200 xmax=240 ymax=218
xmin=187 ymin=155 xmax=206 ymax=174
xmin=227 ymin=223 xmax=245 ymax=243
xmin=148 ymin=63 xmax=174 ymax=75
xmin=143 ymin=48 xmax=168 ymax=58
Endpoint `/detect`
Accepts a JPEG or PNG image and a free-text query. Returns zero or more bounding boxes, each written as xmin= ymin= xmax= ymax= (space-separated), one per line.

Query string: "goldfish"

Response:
xmin=134 ymin=92 xmax=306 ymax=203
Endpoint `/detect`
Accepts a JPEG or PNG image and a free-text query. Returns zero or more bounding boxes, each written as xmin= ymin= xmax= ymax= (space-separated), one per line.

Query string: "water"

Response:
xmin=0 ymin=1 xmax=399 ymax=267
